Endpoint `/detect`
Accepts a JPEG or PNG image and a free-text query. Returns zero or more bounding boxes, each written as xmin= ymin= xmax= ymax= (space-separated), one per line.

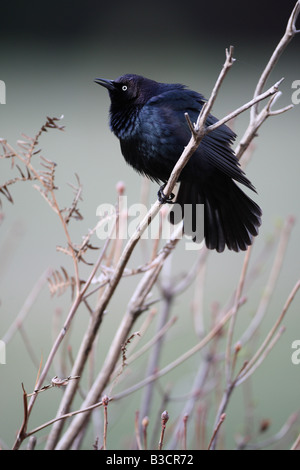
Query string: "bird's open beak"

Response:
xmin=94 ymin=78 xmax=115 ymax=91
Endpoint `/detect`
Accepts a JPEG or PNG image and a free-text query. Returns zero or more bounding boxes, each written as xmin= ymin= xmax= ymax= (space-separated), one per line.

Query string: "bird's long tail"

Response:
xmin=170 ymin=177 xmax=262 ymax=252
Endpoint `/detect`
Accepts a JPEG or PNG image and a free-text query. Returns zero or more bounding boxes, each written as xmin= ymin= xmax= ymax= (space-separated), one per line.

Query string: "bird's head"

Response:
xmin=94 ymin=74 xmax=161 ymax=107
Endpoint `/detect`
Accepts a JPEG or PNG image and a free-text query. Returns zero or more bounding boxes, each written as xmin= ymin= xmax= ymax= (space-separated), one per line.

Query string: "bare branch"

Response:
xmin=225 ymin=246 xmax=252 ymax=383
xmin=208 ymin=413 xmax=226 ymax=450
xmin=7 ymin=4 xmax=300 ymax=451
xmin=235 ymin=1 xmax=300 ymax=160
xmin=236 ymin=279 xmax=300 ymax=386
xmin=251 ymin=0 xmax=300 ymax=119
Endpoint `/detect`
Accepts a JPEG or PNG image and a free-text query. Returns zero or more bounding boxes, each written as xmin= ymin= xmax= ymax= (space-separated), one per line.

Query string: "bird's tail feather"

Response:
xmin=170 ymin=178 xmax=262 ymax=252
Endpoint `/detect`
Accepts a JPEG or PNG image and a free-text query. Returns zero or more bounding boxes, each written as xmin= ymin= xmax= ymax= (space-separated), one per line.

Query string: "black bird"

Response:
xmin=95 ymin=74 xmax=262 ymax=252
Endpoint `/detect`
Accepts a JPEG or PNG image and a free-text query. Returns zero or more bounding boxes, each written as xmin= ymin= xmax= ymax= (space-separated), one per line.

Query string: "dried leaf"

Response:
xmin=47 ymin=267 xmax=80 ymax=299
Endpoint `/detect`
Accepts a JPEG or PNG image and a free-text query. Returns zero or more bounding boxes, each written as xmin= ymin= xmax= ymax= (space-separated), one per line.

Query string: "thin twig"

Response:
xmin=16 ymin=384 xmax=29 ymax=446
xmin=142 ymin=416 xmax=149 ymax=450
xmin=225 ymin=246 xmax=252 ymax=383
xmin=236 ymin=280 xmax=300 ymax=386
xmin=251 ymin=0 xmax=300 ymax=119
xmin=24 ymin=397 xmax=110 ymax=440
xmin=210 ymin=281 xmax=299 ymax=448
xmin=139 ymin=257 xmax=174 ymax=432
xmin=240 ymin=412 xmax=300 ymax=450
xmin=135 ymin=411 xmax=142 ymax=450
xmin=210 ymin=361 xmax=249 ymax=450
xmin=239 ymin=216 xmax=295 ymax=346
xmin=158 ymin=411 xmax=169 ymax=450
xmin=102 ymin=395 xmax=109 ymax=450
xmin=207 ymin=413 xmax=226 ymax=450
xmin=196 ymin=46 xmax=235 ymax=131
xmin=119 ymin=316 xmax=177 ymax=370
xmin=236 ymin=1 xmax=300 ymax=160
xmin=111 ymin=302 xmax=244 ymax=403
xmin=291 ymin=431 xmax=300 ymax=450
xmin=183 ymin=414 xmax=189 ymax=451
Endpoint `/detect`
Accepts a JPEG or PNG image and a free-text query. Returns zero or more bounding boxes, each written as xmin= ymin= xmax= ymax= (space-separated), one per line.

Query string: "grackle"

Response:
xmin=95 ymin=74 xmax=262 ymax=252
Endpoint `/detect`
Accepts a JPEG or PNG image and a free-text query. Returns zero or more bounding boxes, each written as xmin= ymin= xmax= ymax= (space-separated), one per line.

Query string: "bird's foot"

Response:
xmin=157 ymin=184 xmax=175 ymax=204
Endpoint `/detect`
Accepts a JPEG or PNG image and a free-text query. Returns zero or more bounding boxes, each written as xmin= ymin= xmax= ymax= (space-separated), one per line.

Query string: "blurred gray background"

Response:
xmin=0 ymin=0 xmax=299 ymax=449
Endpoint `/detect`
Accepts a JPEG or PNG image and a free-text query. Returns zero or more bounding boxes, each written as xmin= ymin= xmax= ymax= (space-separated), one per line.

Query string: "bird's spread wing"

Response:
xmin=139 ymin=89 xmax=255 ymax=191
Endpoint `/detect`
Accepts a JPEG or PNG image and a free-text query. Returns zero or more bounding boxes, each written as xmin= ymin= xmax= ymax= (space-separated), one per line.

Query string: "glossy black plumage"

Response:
xmin=95 ymin=74 xmax=262 ymax=252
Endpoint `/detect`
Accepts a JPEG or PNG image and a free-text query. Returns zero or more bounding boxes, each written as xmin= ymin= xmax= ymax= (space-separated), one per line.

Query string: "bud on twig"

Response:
xmin=158 ymin=410 xmax=169 ymax=450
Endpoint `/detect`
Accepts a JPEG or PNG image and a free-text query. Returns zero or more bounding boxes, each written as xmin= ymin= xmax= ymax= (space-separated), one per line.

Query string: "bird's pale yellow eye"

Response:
xmin=122 ymin=85 xmax=127 ymax=91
